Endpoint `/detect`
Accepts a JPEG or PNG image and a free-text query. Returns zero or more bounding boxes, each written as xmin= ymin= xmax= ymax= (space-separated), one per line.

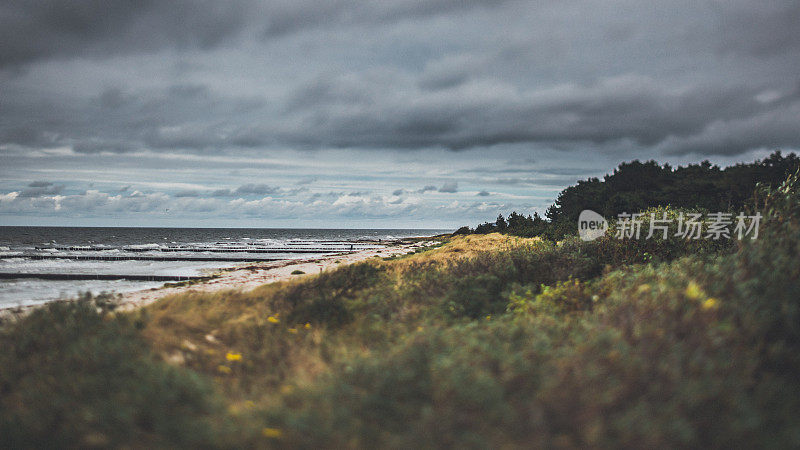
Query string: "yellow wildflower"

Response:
xmin=702 ymin=297 xmax=720 ymax=311
xmin=245 ymin=400 xmax=256 ymax=409
xmin=262 ymin=427 xmax=283 ymax=439
xmin=636 ymin=284 xmax=651 ymax=294
xmin=226 ymin=351 xmax=242 ymax=361
xmin=684 ymin=281 xmax=704 ymax=300
xmin=217 ymin=365 xmax=232 ymax=374
xmin=267 ymin=315 xmax=279 ymax=324
xmin=304 ymin=322 xmax=312 ymax=329
xmin=288 ymin=327 xmax=298 ymax=334
xmin=485 ymin=314 xmax=492 ymax=320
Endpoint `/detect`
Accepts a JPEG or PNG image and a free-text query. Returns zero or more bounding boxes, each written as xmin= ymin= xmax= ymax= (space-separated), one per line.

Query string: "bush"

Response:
xmin=0 ymin=299 xmax=226 ymax=448
xmin=443 ymin=273 xmax=504 ymax=318
xmin=508 ymin=278 xmax=595 ymax=316
xmin=282 ymin=262 xmax=382 ymax=327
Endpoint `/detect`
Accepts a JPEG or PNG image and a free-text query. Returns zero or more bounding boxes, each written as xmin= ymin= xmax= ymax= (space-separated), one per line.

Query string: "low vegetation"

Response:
xmin=2 ymin=158 xmax=799 ymax=448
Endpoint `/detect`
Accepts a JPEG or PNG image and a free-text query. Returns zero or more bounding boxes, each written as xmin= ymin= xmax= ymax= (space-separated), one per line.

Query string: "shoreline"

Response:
xmin=117 ymin=241 xmax=421 ymax=310
xmin=0 ymin=240 xmax=432 ymax=317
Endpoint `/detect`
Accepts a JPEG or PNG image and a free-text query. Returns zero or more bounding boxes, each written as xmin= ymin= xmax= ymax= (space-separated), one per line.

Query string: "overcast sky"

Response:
xmin=1 ymin=0 xmax=798 ymax=228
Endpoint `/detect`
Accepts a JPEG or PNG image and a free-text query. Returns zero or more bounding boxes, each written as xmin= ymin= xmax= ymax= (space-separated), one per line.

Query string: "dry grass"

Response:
xmin=137 ymin=234 xmax=535 ymax=396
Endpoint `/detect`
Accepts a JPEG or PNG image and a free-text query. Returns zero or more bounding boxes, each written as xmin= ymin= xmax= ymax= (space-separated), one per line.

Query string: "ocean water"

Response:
xmin=0 ymin=227 xmax=446 ymax=308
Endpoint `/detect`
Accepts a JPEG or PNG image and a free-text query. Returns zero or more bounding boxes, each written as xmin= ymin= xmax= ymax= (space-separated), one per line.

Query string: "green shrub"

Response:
xmin=443 ymin=273 xmax=504 ymax=318
xmin=282 ymin=262 xmax=382 ymax=327
xmin=508 ymin=278 xmax=595 ymax=316
xmin=0 ymin=299 xmax=226 ymax=448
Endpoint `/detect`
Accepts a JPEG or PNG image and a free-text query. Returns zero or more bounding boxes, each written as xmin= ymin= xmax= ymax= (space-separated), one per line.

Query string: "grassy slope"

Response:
xmin=2 ymin=176 xmax=800 ymax=448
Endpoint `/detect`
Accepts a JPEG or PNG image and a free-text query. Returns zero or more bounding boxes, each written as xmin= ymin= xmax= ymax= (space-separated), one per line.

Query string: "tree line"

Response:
xmin=455 ymin=151 xmax=800 ymax=239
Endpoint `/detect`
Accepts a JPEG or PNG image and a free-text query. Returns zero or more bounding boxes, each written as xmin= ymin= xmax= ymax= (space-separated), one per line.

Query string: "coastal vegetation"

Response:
xmin=458 ymin=151 xmax=800 ymax=239
xmin=2 ymin=154 xmax=800 ymax=448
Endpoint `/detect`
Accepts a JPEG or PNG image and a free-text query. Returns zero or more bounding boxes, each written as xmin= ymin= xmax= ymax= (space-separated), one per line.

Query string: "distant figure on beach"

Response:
xmin=350 ymin=244 xmax=354 ymax=251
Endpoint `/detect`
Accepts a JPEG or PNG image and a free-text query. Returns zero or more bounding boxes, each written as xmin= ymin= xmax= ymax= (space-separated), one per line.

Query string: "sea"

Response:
xmin=0 ymin=227 xmax=447 ymax=309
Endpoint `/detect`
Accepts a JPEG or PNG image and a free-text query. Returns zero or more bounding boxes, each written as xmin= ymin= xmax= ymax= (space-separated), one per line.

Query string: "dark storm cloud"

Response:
xmin=0 ymin=82 xmax=265 ymax=153
xmin=1 ymin=0 xmax=799 ymax=163
xmin=0 ymin=0 xmax=254 ymax=68
xmin=713 ymin=0 xmax=800 ymax=58
xmin=273 ymin=74 xmax=800 ymax=154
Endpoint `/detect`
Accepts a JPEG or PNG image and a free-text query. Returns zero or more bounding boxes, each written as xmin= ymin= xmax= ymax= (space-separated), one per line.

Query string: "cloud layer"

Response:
xmin=1 ymin=0 xmax=799 ymax=225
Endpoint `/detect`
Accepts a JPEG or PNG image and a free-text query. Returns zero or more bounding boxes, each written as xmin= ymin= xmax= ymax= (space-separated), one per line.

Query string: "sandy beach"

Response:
xmin=117 ymin=240 xmax=424 ymax=310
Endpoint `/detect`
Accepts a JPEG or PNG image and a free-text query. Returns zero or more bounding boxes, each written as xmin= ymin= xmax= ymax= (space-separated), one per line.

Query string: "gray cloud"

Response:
xmin=19 ymin=181 xmax=64 ymax=197
xmin=173 ymin=190 xmax=200 ymax=197
xmin=234 ymin=184 xmax=280 ymax=195
xmin=261 ymin=0 xmax=511 ymax=38
xmin=713 ymin=0 xmax=800 ymax=58
xmin=1 ymin=1 xmax=798 ymax=157
xmin=0 ymin=0 xmax=254 ymax=68
xmin=439 ymin=182 xmax=458 ymax=193
xmin=211 ymin=189 xmax=234 ymax=197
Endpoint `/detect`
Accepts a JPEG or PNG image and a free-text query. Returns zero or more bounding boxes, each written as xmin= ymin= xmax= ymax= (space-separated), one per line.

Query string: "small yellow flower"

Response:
xmin=267 ymin=315 xmax=279 ymax=324
xmin=416 ymin=326 xmax=423 ymax=332
xmin=702 ymin=297 xmax=720 ymax=311
xmin=245 ymin=400 xmax=256 ymax=409
xmin=217 ymin=365 xmax=232 ymax=374
xmin=485 ymin=314 xmax=492 ymax=320
xmin=636 ymin=284 xmax=651 ymax=294
xmin=304 ymin=322 xmax=312 ymax=329
xmin=226 ymin=351 xmax=242 ymax=361
xmin=262 ymin=427 xmax=283 ymax=439
xmin=685 ymin=281 xmax=705 ymax=300
xmin=288 ymin=327 xmax=298 ymax=334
